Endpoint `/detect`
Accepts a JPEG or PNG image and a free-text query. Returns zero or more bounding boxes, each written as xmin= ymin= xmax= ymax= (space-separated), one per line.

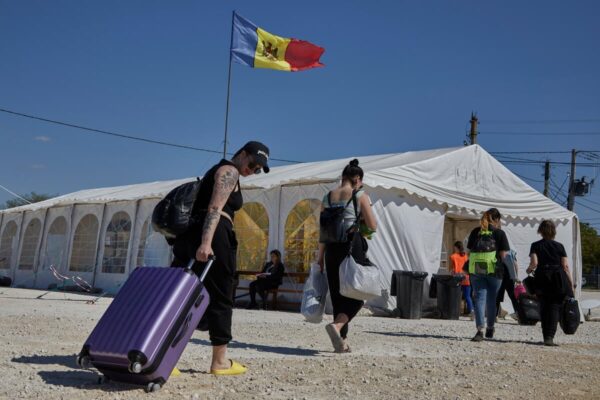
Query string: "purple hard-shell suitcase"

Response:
xmin=76 ymin=259 xmax=212 ymax=392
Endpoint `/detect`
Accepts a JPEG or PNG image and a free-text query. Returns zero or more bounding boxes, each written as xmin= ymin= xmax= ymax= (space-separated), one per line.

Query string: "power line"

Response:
xmin=481 ymin=131 xmax=600 ymax=136
xmin=482 ymin=119 xmax=600 ymax=124
xmin=494 ymin=154 xmax=547 ymax=163
xmin=491 ymin=151 xmax=572 ymax=155
xmin=579 ymin=197 xmax=600 ymax=207
xmin=0 ymin=108 xmax=301 ymax=163
xmin=497 ymin=159 xmax=600 ymax=167
xmin=513 ymin=172 xmax=544 ymax=184
xmin=550 ymin=175 xmax=569 ymax=201
xmin=577 ymin=202 xmax=600 ymax=214
xmin=553 ymin=191 xmax=567 ymax=203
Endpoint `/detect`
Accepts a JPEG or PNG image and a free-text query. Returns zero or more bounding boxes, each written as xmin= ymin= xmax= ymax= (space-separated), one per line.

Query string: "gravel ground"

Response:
xmin=1 ymin=287 xmax=599 ymax=400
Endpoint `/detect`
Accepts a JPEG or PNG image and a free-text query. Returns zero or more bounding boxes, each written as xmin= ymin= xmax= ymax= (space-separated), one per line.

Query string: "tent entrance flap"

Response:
xmin=441 ymin=216 xmax=479 ymax=274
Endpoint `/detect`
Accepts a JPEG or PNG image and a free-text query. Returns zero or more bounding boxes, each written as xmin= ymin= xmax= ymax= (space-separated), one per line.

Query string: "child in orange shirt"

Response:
xmin=450 ymin=241 xmax=473 ymax=316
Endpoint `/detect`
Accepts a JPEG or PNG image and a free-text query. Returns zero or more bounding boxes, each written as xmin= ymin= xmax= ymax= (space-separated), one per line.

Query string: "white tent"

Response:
xmin=0 ymin=145 xmax=581 ymax=311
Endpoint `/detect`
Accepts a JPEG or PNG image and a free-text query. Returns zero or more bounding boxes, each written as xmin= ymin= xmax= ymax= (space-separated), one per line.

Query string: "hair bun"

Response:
xmin=349 ymin=159 xmax=359 ymax=167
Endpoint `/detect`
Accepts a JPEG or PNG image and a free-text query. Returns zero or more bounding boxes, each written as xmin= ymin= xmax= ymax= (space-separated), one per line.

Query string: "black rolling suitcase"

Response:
xmin=517 ymin=293 xmax=541 ymax=325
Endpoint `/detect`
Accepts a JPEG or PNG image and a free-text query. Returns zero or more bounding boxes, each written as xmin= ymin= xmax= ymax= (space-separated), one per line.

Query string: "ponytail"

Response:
xmin=480 ymin=211 xmax=492 ymax=231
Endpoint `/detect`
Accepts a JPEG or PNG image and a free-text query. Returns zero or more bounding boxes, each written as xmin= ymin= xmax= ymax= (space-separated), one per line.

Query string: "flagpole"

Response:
xmin=223 ymin=11 xmax=235 ymax=159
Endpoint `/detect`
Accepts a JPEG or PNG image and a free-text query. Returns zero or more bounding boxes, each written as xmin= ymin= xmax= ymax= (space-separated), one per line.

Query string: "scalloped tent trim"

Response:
xmin=1 ymin=145 xmax=575 ymax=223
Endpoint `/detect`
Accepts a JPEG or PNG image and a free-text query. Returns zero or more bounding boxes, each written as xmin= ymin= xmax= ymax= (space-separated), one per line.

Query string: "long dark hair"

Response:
xmin=270 ymin=249 xmax=281 ymax=263
xmin=342 ymin=159 xmax=364 ymax=187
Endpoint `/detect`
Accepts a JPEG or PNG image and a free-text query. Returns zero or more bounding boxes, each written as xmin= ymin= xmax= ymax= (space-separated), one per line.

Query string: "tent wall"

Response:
xmin=129 ymin=198 xmax=172 ymax=268
xmin=366 ymin=187 xmax=446 ymax=311
xmin=68 ymin=204 xmax=105 ymax=289
xmin=14 ymin=209 xmax=47 ymax=288
xmin=0 ymin=145 xmax=582 ymax=306
xmin=278 ymin=182 xmax=336 ymax=264
xmin=35 ymin=206 xmax=73 ymax=289
xmin=0 ymin=212 xmax=23 ymax=280
xmin=242 ymin=187 xmax=282 ymax=262
xmin=94 ymin=201 xmax=137 ymax=293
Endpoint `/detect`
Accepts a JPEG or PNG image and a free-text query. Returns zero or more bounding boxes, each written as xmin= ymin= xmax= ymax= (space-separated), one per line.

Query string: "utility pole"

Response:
xmin=543 ymin=160 xmax=550 ymax=197
xmin=469 ymin=113 xmax=478 ymax=145
xmin=567 ymin=149 xmax=577 ymax=211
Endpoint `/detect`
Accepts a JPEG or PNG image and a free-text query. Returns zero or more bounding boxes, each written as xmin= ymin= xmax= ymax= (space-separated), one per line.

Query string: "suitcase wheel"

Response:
xmin=76 ymin=355 xmax=91 ymax=369
xmin=129 ymin=362 xmax=143 ymax=374
xmin=145 ymin=382 xmax=161 ymax=393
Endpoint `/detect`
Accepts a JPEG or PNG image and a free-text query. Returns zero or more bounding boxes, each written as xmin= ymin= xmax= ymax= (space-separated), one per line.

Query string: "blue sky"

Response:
xmin=1 ymin=1 xmax=599 ymax=226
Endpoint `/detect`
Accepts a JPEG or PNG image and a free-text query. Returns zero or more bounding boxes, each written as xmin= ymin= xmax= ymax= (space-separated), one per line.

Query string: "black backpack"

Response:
xmin=319 ymin=190 xmax=359 ymax=244
xmin=560 ymin=297 xmax=580 ymax=335
xmin=472 ymin=229 xmax=497 ymax=253
xmin=152 ymin=178 xmax=202 ymax=239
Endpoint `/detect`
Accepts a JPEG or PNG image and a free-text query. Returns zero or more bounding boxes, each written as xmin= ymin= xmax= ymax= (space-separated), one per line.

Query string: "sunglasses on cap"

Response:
xmin=247 ymin=160 xmax=263 ymax=174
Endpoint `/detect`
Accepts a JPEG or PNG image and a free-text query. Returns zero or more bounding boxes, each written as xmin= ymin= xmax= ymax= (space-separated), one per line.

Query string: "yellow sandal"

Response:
xmin=210 ymin=360 xmax=247 ymax=376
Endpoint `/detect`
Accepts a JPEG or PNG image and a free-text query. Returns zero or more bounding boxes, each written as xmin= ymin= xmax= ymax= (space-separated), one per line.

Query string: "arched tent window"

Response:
xmin=44 ymin=217 xmax=67 ymax=269
xmin=69 ymin=214 xmax=99 ymax=272
xmin=284 ymin=199 xmax=321 ymax=272
xmin=234 ymin=202 xmax=269 ymax=271
xmin=18 ymin=219 xmax=42 ymax=270
xmin=0 ymin=221 xmax=18 ymax=270
xmin=102 ymin=211 xmax=131 ymax=274
xmin=136 ymin=218 xmax=171 ymax=267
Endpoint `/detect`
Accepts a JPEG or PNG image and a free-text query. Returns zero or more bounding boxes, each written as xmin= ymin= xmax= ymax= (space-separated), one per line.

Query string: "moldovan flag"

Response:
xmin=231 ymin=11 xmax=325 ymax=72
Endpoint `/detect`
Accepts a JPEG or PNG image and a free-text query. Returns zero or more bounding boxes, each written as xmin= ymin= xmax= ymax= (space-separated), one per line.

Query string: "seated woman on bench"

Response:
xmin=246 ymin=249 xmax=285 ymax=310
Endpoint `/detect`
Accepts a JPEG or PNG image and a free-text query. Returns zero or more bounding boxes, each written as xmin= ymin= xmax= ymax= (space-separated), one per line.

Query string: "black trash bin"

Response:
xmin=391 ymin=271 xmax=429 ymax=319
xmin=432 ymin=274 xmax=464 ymax=320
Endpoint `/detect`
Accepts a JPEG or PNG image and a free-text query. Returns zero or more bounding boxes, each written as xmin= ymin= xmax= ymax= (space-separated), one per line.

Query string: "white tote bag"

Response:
xmin=339 ymin=255 xmax=381 ymax=300
xmin=301 ymin=263 xmax=329 ymax=323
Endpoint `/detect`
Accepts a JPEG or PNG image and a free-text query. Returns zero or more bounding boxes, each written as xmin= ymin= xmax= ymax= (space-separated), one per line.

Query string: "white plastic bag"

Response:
xmin=301 ymin=263 xmax=329 ymax=323
xmin=339 ymin=255 xmax=381 ymax=300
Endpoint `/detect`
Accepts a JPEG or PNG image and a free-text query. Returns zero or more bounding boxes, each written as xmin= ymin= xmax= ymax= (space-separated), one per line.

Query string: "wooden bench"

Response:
xmin=234 ymin=270 xmax=308 ymax=310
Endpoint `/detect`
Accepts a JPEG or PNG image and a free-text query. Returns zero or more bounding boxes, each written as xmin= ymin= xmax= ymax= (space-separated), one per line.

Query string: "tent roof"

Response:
xmin=0 ymin=145 xmax=576 ymax=221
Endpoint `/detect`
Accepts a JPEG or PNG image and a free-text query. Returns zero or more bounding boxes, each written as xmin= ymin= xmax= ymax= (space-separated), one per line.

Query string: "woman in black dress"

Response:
xmin=526 ymin=220 xmax=575 ymax=346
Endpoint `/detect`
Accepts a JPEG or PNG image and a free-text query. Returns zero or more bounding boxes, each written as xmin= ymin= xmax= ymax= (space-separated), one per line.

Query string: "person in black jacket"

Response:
xmin=247 ymin=249 xmax=285 ymax=310
xmin=526 ymin=220 xmax=575 ymax=346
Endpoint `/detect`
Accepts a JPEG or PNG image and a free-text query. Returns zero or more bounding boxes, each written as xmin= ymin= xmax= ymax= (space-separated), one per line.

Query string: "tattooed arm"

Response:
xmin=196 ymin=165 xmax=239 ymax=262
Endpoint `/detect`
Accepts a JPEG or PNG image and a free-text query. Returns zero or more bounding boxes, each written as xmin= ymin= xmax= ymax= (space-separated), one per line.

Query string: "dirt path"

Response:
xmin=1 ymin=288 xmax=598 ymax=399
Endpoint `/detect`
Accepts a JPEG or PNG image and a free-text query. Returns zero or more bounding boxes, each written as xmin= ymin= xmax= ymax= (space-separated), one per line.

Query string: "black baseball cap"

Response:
xmin=241 ymin=141 xmax=270 ymax=173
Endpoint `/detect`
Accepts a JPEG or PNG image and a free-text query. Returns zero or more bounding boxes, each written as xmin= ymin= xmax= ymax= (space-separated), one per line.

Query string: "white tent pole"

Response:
xmin=91 ymin=204 xmax=107 ymax=288
xmin=32 ymin=208 xmax=49 ymax=288
xmin=10 ymin=212 xmax=24 ymax=282
xmin=276 ymin=186 xmax=283 ymax=267
xmin=64 ymin=204 xmax=77 ymax=274
xmin=127 ymin=200 xmax=141 ymax=274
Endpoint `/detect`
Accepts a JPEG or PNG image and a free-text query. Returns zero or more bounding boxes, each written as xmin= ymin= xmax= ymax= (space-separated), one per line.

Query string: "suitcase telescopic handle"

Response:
xmin=186 ymin=256 xmax=215 ymax=283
